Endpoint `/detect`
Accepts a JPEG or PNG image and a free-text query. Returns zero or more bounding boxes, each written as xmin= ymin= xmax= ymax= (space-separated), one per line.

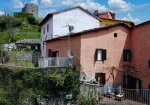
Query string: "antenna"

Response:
xmin=68 ymin=25 xmax=74 ymax=51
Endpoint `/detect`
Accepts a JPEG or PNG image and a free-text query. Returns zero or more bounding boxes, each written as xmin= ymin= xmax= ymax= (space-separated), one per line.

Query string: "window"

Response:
xmin=48 ymin=49 xmax=52 ymax=57
xmin=123 ymin=49 xmax=132 ymax=61
xmin=43 ymin=41 xmax=45 ymax=49
xmin=31 ymin=46 xmax=35 ymax=50
xmin=43 ymin=27 xmax=45 ymax=34
xmin=95 ymin=49 xmax=107 ymax=61
xmin=149 ymin=84 xmax=150 ymax=89
xmin=37 ymin=45 xmax=40 ymax=50
xmin=95 ymin=73 xmax=106 ymax=85
xmin=52 ymin=51 xmax=59 ymax=57
xmin=114 ymin=33 xmax=118 ymax=38
xmin=148 ymin=60 xmax=150 ymax=69
xmin=47 ymin=24 xmax=49 ymax=32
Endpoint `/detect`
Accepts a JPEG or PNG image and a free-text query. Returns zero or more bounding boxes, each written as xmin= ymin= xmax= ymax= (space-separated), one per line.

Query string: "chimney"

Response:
xmin=94 ymin=10 xmax=99 ymax=16
xmin=99 ymin=12 xmax=116 ymax=19
xmin=111 ymin=13 xmax=116 ymax=19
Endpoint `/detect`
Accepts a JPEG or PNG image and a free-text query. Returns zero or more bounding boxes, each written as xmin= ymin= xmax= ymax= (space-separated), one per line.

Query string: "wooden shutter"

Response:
xmin=123 ymin=49 xmax=132 ymax=61
xmin=102 ymin=49 xmax=107 ymax=61
xmin=95 ymin=49 xmax=98 ymax=61
xmin=139 ymin=79 xmax=142 ymax=89
xmin=123 ymin=50 xmax=127 ymax=61
xmin=149 ymin=60 xmax=150 ymax=69
xmin=48 ymin=49 xmax=52 ymax=57
xmin=101 ymin=73 xmax=106 ymax=85
xmin=128 ymin=50 xmax=132 ymax=61
xmin=95 ymin=73 xmax=99 ymax=82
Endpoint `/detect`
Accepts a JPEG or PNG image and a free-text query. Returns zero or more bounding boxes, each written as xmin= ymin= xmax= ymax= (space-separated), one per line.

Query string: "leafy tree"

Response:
xmin=0 ymin=65 xmax=80 ymax=105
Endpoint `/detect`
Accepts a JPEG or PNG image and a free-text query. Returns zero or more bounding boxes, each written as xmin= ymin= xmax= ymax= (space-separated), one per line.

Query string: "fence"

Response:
xmin=38 ymin=57 xmax=73 ymax=68
xmin=80 ymin=83 xmax=150 ymax=105
xmin=124 ymin=89 xmax=150 ymax=105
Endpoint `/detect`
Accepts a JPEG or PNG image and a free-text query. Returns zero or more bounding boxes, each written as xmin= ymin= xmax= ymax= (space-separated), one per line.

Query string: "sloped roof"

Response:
xmin=40 ymin=6 xmax=102 ymax=26
xmin=134 ymin=20 xmax=150 ymax=28
xmin=101 ymin=18 xmax=135 ymax=26
xmin=45 ymin=23 xmax=131 ymax=42
xmin=16 ymin=39 xmax=40 ymax=44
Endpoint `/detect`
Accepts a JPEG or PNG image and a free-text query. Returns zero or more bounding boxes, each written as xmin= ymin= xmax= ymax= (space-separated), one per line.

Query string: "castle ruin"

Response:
xmin=22 ymin=3 xmax=38 ymax=18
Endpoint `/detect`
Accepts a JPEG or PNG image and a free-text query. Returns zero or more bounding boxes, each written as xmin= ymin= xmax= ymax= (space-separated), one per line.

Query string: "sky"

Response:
xmin=0 ymin=0 xmax=150 ymax=24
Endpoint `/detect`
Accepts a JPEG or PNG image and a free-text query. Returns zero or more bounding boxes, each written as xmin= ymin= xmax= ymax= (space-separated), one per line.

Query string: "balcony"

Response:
xmin=38 ymin=57 xmax=73 ymax=68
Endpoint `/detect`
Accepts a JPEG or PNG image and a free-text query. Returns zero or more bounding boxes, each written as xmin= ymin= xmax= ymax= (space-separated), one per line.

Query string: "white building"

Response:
xmin=40 ymin=6 xmax=101 ymax=58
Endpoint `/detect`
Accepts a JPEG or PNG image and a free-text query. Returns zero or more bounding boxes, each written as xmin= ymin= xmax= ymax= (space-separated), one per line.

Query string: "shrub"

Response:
xmin=0 ymin=50 xmax=9 ymax=64
xmin=0 ymin=65 xmax=80 ymax=105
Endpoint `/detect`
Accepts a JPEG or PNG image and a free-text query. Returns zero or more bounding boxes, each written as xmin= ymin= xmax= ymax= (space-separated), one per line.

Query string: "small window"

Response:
xmin=31 ymin=46 xmax=35 ymax=50
xmin=95 ymin=49 xmax=107 ymax=61
xmin=95 ymin=73 xmax=106 ymax=85
xmin=47 ymin=24 xmax=49 ymax=32
xmin=43 ymin=27 xmax=45 ymax=34
xmin=37 ymin=45 xmax=40 ymax=50
xmin=114 ymin=33 xmax=118 ymax=38
xmin=123 ymin=49 xmax=132 ymax=61
xmin=148 ymin=60 xmax=150 ymax=69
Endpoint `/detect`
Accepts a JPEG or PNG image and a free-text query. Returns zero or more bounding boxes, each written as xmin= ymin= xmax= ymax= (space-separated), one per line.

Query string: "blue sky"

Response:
xmin=0 ymin=0 xmax=150 ymax=24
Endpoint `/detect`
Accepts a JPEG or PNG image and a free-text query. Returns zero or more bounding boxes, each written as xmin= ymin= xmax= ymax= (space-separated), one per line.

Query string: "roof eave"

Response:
xmin=45 ymin=23 xmax=130 ymax=42
xmin=40 ymin=6 xmax=102 ymax=26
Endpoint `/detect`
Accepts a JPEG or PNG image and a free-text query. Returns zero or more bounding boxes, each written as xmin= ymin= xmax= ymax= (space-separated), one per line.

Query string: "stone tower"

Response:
xmin=22 ymin=3 xmax=38 ymax=18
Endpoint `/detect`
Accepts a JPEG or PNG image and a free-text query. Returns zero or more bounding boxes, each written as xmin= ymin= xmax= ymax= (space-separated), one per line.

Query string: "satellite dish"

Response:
xmin=67 ymin=50 xmax=74 ymax=59
xmin=69 ymin=26 xmax=74 ymax=33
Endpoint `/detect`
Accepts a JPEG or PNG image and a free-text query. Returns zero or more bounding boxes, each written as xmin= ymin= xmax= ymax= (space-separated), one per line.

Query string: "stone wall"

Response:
xmin=9 ymin=50 xmax=41 ymax=66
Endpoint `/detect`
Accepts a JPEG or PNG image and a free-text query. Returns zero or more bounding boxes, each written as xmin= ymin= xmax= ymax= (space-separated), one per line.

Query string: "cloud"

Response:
xmin=62 ymin=0 xmax=73 ymax=6
xmin=39 ymin=9 xmax=56 ymax=18
xmin=135 ymin=4 xmax=150 ymax=9
xmin=30 ymin=0 xmax=38 ymax=5
xmin=0 ymin=11 xmax=5 ymax=16
xmin=108 ymin=0 xmax=134 ymax=12
xmin=41 ymin=0 xmax=52 ymax=6
xmin=120 ymin=14 xmax=142 ymax=24
xmin=13 ymin=0 xmax=24 ymax=8
xmin=76 ymin=0 xmax=108 ymax=13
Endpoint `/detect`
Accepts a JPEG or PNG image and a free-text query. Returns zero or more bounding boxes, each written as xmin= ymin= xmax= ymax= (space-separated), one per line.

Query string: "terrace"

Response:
xmin=38 ymin=57 xmax=73 ymax=68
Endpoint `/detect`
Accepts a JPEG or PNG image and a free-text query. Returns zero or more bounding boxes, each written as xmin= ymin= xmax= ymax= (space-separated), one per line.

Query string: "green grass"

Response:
xmin=8 ymin=61 xmax=35 ymax=67
xmin=14 ymin=33 xmax=40 ymax=41
xmin=0 ymin=14 xmax=41 ymax=47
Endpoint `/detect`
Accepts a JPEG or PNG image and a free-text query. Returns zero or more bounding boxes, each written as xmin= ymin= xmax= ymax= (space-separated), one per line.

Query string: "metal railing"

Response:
xmin=124 ymin=89 xmax=150 ymax=105
xmin=80 ymin=83 xmax=150 ymax=105
xmin=38 ymin=57 xmax=73 ymax=68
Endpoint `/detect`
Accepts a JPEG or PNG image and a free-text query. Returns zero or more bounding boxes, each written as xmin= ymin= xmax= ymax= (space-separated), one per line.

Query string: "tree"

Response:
xmin=2 ymin=12 xmax=19 ymax=43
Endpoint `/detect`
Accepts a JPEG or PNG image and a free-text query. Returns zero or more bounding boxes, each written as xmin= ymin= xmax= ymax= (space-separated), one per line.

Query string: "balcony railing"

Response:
xmin=38 ymin=57 xmax=73 ymax=68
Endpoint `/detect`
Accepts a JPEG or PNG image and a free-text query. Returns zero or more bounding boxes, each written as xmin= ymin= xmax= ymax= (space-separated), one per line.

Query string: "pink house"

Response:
xmin=45 ymin=21 xmax=150 ymax=89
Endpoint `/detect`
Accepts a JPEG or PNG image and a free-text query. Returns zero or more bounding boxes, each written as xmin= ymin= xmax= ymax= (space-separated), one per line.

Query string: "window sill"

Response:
xmin=123 ymin=61 xmax=131 ymax=62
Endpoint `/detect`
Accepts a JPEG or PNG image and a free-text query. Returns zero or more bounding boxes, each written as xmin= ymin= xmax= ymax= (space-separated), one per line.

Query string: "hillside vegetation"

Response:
xmin=0 ymin=65 xmax=80 ymax=105
xmin=0 ymin=12 xmax=42 ymax=47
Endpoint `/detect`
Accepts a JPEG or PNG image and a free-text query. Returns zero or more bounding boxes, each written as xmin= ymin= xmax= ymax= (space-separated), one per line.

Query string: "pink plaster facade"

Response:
xmin=46 ymin=22 xmax=150 ymax=88
xmin=46 ymin=35 xmax=81 ymax=64
xmin=131 ymin=23 xmax=150 ymax=88
xmin=80 ymin=26 xmax=131 ymax=85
